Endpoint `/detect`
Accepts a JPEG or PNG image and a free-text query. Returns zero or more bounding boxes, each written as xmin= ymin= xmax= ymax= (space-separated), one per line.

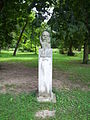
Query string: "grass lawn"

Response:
xmin=0 ymin=50 xmax=90 ymax=120
xmin=0 ymin=90 xmax=89 ymax=120
xmin=0 ymin=50 xmax=90 ymax=84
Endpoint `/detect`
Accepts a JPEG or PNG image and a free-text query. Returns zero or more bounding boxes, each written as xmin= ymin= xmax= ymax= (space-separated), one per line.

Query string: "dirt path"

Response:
xmin=0 ymin=63 xmax=89 ymax=94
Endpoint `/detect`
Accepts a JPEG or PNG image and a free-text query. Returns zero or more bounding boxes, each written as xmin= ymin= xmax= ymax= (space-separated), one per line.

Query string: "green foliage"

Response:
xmin=48 ymin=0 xmax=90 ymax=56
xmin=0 ymin=0 xmax=29 ymax=49
xmin=0 ymin=0 xmax=51 ymax=51
xmin=0 ymin=0 xmax=89 ymax=62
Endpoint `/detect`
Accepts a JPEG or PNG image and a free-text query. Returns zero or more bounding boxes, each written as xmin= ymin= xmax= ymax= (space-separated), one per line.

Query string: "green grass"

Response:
xmin=53 ymin=53 xmax=90 ymax=84
xmin=0 ymin=50 xmax=90 ymax=119
xmin=0 ymin=51 xmax=38 ymax=63
xmin=0 ymin=50 xmax=90 ymax=83
xmin=0 ymin=50 xmax=90 ymax=84
xmin=0 ymin=90 xmax=89 ymax=120
xmin=0 ymin=51 xmax=38 ymax=68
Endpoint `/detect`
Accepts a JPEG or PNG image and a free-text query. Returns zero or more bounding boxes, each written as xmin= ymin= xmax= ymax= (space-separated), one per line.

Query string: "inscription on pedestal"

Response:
xmin=39 ymin=49 xmax=52 ymax=58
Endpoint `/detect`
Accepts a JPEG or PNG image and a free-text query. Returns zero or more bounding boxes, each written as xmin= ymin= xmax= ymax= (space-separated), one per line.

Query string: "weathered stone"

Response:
xmin=38 ymin=49 xmax=52 ymax=96
xmin=35 ymin=110 xmax=56 ymax=119
xmin=40 ymin=31 xmax=51 ymax=49
xmin=38 ymin=31 xmax=56 ymax=103
xmin=37 ymin=93 xmax=56 ymax=103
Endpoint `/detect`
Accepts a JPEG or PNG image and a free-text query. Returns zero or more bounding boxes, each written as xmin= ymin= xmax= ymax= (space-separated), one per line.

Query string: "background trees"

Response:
xmin=48 ymin=0 xmax=90 ymax=63
xmin=0 ymin=0 xmax=89 ymax=63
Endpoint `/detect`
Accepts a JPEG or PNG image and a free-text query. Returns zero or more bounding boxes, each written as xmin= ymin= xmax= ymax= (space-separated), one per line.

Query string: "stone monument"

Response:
xmin=37 ymin=31 xmax=56 ymax=103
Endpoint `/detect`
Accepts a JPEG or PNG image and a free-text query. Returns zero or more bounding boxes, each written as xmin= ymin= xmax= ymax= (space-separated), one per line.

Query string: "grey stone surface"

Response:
xmin=38 ymin=31 xmax=56 ymax=102
xmin=37 ymin=93 xmax=56 ymax=103
xmin=35 ymin=110 xmax=56 ymax=119
xmin=38 ymin=49 xmax=52 ymax=97
xmin=40 ymin=31 xmax=51 ymax=49
xmin=39 ymin=49 xmax=52 ymax=58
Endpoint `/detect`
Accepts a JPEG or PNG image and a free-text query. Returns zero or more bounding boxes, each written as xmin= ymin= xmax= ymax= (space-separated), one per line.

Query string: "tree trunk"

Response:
xmin=35 ymin=46 xmax=37 ymax=54
xmin=83 ymin=9 xmax=89 ymax=63
xmin=67 ymin=42 xmax=75 ymax=56
xmin=0 ymin=47 xmax=1 ymax=53
xmin=34 ymin=34 xmax=37 ymax=54
xmin=13 ymin=21 xmax=28 ymax=56
xmin=0 ymin=0 xmax=4 ymax=11
xmin=78 ymin=46 xmax=81 ymax=51
xmin=59 ymin=48 xmax=64 ymax=54
xmin=83 ymin=40 xmax=88 ymax=64
xmin=88 ymin=45 xmax=90 ymax=54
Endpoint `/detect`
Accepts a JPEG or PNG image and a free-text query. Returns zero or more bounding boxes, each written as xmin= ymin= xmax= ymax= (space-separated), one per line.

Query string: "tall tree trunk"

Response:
xmin=0 ymin=46 xmax=1 ymax=53
xmin=13 ymin=20 xmax=28 ymax=56
xmin=35 ymin=45 xmax=37 ymax=54
xmin=0 ymin=0 xmax=4 ymax=11
xmin=83 ymin=40 xmax=88 ymax=64
xmin=59 ymin=48 xmax=64 ymax=54
xmin=34 ymin=38 xmax=37 ymax=54
xmin=88 ymin=45 xmax=90 ymax=54
xmin=67 ymin=41 xmax=75 ymax=56
xmin=78 ymin=46 xmax=81 ymax=51
xmin=34 ymin=32 xmax=37 ymax=54
xmin=82 ymin=10 xmax=89 ymax=64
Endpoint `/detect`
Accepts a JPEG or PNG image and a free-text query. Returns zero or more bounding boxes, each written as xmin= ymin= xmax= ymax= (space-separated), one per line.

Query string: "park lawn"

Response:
xmin=53 ymin=52 xmax=90 ymax=85
xmin=0 ymin=90 xmax=89 ymax=120
xmin=0 ymin=50 xmax=90 ymax=84
xmin=0 ymin=50 xmax=90 ymax=120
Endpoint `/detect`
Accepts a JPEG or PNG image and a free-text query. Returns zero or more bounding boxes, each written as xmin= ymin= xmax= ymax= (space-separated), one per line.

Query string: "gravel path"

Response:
xmin=0 ymin=63 xmax=89 ymax=94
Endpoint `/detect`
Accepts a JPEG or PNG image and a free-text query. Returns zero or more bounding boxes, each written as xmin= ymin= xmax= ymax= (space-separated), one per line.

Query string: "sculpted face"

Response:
xmin=40 ymin=31 xmax=51 ymax=48
xmin=41 ymin=31 xmax=50 ymax=43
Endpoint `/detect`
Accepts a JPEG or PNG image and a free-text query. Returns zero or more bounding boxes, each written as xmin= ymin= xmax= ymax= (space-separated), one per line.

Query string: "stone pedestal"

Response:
xmin=37 ymin=49 xmax=56 ymax=103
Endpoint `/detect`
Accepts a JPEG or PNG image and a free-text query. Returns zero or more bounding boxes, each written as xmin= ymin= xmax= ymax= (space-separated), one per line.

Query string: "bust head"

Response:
xmin=40 ymin=31 xmax=51 ymax=48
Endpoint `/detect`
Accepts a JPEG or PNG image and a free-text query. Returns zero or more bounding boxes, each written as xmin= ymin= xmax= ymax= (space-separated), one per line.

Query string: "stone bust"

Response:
xmin=39 ymin=31 xmax=52 ymax=58
xmin=40 ymin=31 xmax=51 ymax=49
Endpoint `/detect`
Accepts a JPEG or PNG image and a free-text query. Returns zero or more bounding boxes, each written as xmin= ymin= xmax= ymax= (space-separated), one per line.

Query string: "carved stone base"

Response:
xmin=37 ymin=92 xmax=56 ymax=103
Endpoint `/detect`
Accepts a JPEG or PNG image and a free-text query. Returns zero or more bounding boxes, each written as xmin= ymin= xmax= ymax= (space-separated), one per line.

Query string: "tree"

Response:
xmin=0 ymin=0 xmax=4 ymax=11
xmin=70 ymin=0 xmax=90 ymax=63
xmin=48 ymin=0 xmax=90 ymax=63
xmin=0 ymin=0 xmax=53 ymax=55
xmin=13 ymin=18 xmax=28 ymax=56
xmin=0 ymin=0 xmax=28 ymax=51
xmin=13 ymin=0 xmax=53 ymax=56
